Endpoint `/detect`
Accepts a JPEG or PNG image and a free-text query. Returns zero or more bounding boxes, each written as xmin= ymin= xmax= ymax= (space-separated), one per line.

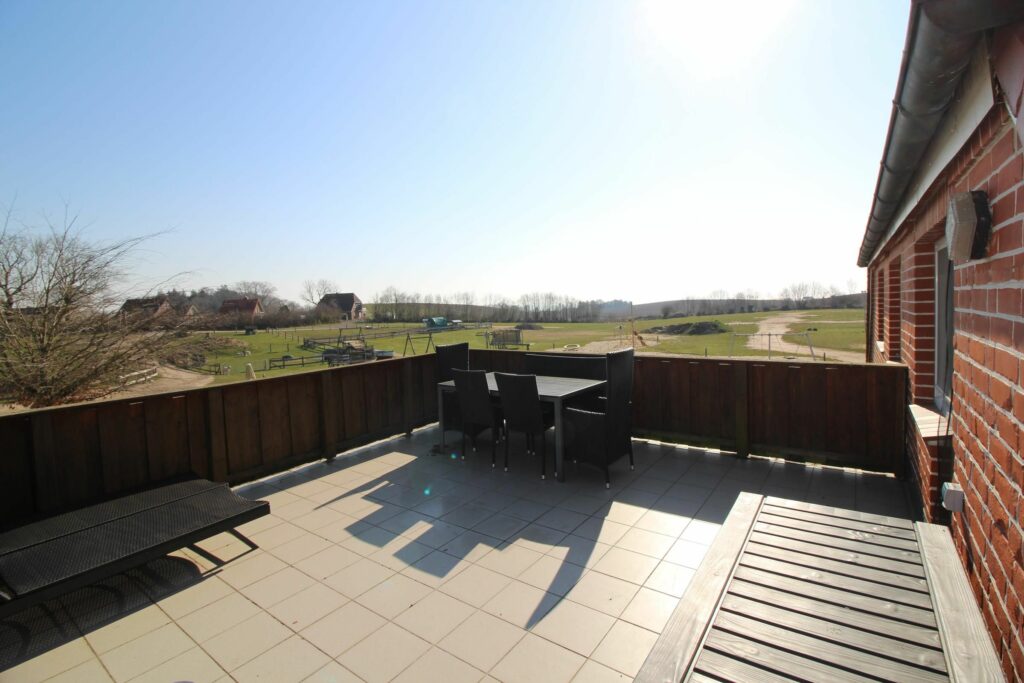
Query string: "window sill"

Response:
xmin=909 ymin=404 xmax=951 ymax=443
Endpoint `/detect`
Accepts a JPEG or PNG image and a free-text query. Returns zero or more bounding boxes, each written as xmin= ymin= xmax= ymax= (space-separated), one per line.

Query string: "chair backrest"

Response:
xmin=523 ymin=353 xmax=606 ymax=380
xmin=495 ymin=372 xmax=544 ymax=433
xmin=605 ymin=348 xmax=634 ymax=450
xmin=451 ymin=368 xmax=494 ymax=426
xmin=436 ymin=342 xmax=469 ymax=383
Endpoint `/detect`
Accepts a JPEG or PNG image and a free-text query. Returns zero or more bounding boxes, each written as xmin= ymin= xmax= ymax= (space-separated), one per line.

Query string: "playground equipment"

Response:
xmin=402 ymin=332 xmax=437 ymax=355
xmin=485 ymin=328 xmax=531 ymax=349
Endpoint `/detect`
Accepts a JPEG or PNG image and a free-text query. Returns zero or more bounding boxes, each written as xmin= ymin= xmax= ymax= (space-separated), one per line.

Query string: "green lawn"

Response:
xmin=198 ymin=309 xmax=863 ymax=382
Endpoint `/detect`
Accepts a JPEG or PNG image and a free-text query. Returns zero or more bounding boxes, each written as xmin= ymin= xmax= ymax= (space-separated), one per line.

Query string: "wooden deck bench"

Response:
xmin=0 ymin=479 xmax=269 ymax=619
xmin=637 ymin=492 xmax=1003 ymax=682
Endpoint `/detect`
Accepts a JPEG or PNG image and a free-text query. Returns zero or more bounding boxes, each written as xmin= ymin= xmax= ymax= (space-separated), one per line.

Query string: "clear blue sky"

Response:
xmin=1 ymin=1 xmax=908 ymax=305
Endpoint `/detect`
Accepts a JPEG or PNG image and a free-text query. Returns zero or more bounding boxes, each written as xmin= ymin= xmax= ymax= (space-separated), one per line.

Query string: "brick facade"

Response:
xmin=866 ymin=63 xmax=1024 ymax=677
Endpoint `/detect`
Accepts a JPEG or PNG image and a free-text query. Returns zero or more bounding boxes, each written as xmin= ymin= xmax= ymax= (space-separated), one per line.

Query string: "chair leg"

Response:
xmin=604 ymin=464 xmax=611 ymax=489
xmin=628 ymin=438 xmax=635 ymax=471
xmin=491 ymin=424 xmax=497 ymax=468
xmin=539 ymin=432 xmax=546 ymax=480
xmin=461 ymin=431 xmax=467 ymax=460
xmin=504 ymin=430 xmax=510 ymax=472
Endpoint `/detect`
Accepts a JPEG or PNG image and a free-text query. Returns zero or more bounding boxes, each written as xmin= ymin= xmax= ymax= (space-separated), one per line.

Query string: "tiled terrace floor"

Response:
xmin=1 ymin=428 xmax=912 ymax=683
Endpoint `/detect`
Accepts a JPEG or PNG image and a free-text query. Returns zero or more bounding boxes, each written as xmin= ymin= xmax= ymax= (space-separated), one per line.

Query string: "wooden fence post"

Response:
xmin=734 ymin=362 xmax=749 ymax=458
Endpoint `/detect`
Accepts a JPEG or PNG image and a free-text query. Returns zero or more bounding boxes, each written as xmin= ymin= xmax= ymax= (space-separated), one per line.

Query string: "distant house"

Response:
xmin=175 ymin=303 xmax=199 ymax=319
xmin=316 ymin=293 xmax=364 ymax=320
xmin=119 ymin=296 xmax=173 ymax=321
xmin=218 ymin=297 xmax=264 ymax=323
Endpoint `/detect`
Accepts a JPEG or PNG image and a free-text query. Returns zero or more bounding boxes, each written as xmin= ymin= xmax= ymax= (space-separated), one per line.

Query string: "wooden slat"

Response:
xmin=185 ymin=391 xmax=210 ymax=478
xmin=256 ymin=380 xmax=291 ymax=466
xmin=222 ymin=384 xmax=261 ymax=474
xmin=744 ymin=541 xmax=930 ymax=593
xmin=287 ymin=374 xmax=320 ymax=456
xmin=703 ymin=627 xmax=876 ymax=683
xmin=762 ymin=503 xmax=918 ymax=540
xmin=720 ymin=593 xmax=947 ymax=672
xmin=916 ymin=523 xmax=1003 ymax=682
xmin=144 ymin=394 xmax=190 ymax=481
xmin=0 ymin=416 xmax=34 ymax=524
xmin=754 ymin=521 xmax=923 ymax=563
xmin=97 ymin=401 xmax=149 ymax=494
xmin=748 ymin=530 xmax=925 ymax=577
xmin=712 ymin=610 xmax=948 ymax=683
xmin=739 ymin=553 xmax=934 ymax=609
xmin=728 ymin=579 xmax=942 ymax=648
xmin=636 ymin=492 xmax=764 ymax=683
xmin=206 ymin=388 xmax=228 ymax=482
xmin=757 ymin=513 xmax=921 ymax=551
xmin=733 ymin=566 xmax=937 ymax=628
xmin=765 ymin=496 xmax=915 ymax=530
xmin=694 ymin=648 xmax=798 ymax=682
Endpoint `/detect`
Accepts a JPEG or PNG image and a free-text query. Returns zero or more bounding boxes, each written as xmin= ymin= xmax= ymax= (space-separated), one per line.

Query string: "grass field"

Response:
xmin=200 ymin=308 xmax=866 ymax=383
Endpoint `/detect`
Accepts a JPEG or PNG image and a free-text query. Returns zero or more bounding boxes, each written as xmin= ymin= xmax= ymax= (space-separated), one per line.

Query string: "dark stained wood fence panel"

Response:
xmin=256 ymin=380 xmax=291 ymax=467
xmin=97 ymin=401 xmax=149 ymax=494
xmin=144 ymin=395 xmax=192 ymax=482
xmin=185 ymin=392 xmax=210 ymax=479
xmin=286 ymin=374 xmax=320 ymax=457
xmin=0 ymin=416 xmax=33 ymax=522
xmin=222 ymin=383 xmax=263 ymax=475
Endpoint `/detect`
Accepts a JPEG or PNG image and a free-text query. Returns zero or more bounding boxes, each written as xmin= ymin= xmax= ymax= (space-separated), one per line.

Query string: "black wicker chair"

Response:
xmin=452 ymin=368 xmax=504 ymax=467
xmin=495 ymin=372 xmax=553 ymax=478
xmin=564 ymin=348 xmax=635 ymax=487
xmin=436 ymin=342 xmax=469 ymax=438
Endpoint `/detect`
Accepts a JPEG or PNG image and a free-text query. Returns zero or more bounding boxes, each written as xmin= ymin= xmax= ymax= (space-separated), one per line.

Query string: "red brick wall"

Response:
xmin=906 ymin=409 xmax=944 ymax=522
xmin=887 ymin=258 xmax=902 ymax=361
xmin=867 ymin=95 xmax=1024 ymax=678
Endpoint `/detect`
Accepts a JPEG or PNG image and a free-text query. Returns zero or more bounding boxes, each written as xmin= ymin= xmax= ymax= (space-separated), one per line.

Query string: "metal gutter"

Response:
xmin=857 ymin=0 xmax=1024 ymax=268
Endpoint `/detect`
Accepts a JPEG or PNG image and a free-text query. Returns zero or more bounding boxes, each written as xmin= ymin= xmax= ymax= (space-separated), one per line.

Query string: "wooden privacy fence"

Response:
xmin=628 ymin=356 xmax=907 ymax=474
xmin=0 ymin=349 xmax=907 ymax=528
xmin=0 ymin=354 xmax=437 ymax=528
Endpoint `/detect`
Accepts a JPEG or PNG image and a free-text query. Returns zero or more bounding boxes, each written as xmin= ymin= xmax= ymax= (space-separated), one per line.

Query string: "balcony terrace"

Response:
xmin=0 ymin=350 xmax=915 ymax=682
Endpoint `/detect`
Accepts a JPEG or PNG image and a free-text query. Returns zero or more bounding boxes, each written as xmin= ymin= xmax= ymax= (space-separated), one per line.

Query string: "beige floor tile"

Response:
xmin=240 ymin=566 xmax=316 ymax=609
xmin=439 ymin=530 xmax=500 ymax=562
xmin=340 ymin=525 xmax=399 ymax=556
xmin=301 ymin=661 xmax=362 ymax=682
xmin=571 ymin=659 xmax=632 ymax=682
xmin=564 ymin=572 xmax=639 ymax=617
xmin=476 ymin=542 xmax=544 ymax=578
xmin=491 ymin=633 xmax=585 ymax=683
xmin=392 ymin=646 xmax=484 ymax=683
xmin=532 ymin=599 xmax=616 ymax=656
xmin=546 ymin=535 xmax=612 ymax=569
xmin=314 ymin=516 xmax=373 ymax=544
xmin=299 ymin=601 xmax=385 ymax=657
xmin=535 ymin=507 xmax=588 ymax=534
xmin=393 ymin=590 xmax=475 ymax=643
xmin=591 ymin=620 xmax=659 ymax=677
xmin=156 ymin=576 xmax=234 ymax=620
xmin=45 ymin=657 xmax=113 ymax=683
xmin=355 ymin=574 xmax=432 ymax=620
xmin=503 ymin=499 xmax=552 ymax=522
xmin=232 ymin=635 xmax=330 ymax=683
xmin=293 ymin=545 xmax=362 ymax=580
xmin=558 ymin=494 xmax=608 ymax=516
xmin=323 ymin=557 xmax=395 ymax=598
xmin=507 ymin=524 xmax=568 ymax=553
xmin=482 ymin=580 xmax=559 ymax=629
xmin=517 ymin=554 xmax=588 ymax=596
xmin=99 ymin=623 xmax=194 ymax=682
xmin=291 ymin=507 xmax=346 ymax=532
xmin=616 ymin=527 xmax=675 ymax=559
xmin=268 ymin=532 xmax=334 ymax=565
xmin=202 ymin=612 xmax=291 ymax=672
xmin=337 ymin=623 xmax=430 ymax=683
xmin=634 ymin=509 xmax=690 ymax=537
xmin=620 ymin=587 xmax=678 ymax=633
xmin=592 ymin=547 xmax=660 ymax=585
xmin=441 ymin=501 xmax=497 ymax=528
xmin=595 ymin=500 xmax=648 ymax=526
xmin=664 ymin=538 xmax=709 ymax=569
xmin=643 ymin=561 xmax=695 ymax=598
xmin=177 ymin=592 xmax=261 ymax=643
xmin=3 ymin=638 xmax=94 ymax=683
xmin=474 ymin=513 xmax=530 ymax=540
xmin=438 ymin=610 xmax=525 ymax=672
xmin=250 ymin=522 xmax=307 ymax=549
xmin=400 ymin=549 xmax=470 ymax=588
xmin=216 ymin=551 xmax=289 ymax=589
xmin=573 ymin=518 xmax=629 ymax=545
xmin=368 ymin=536 xmax=434 ymax=571
xmin=84 ymin=603 xmax=169 ymax=654
xmin=273 ymin=499 xmax=319 ymax=521
xmin=129 ymin=646 xmax=224 ymax=683
xmin=438 ymin=564 xmax=512 ymax=608
xmin=678 ymin=519 xmax=720 ymax=545
xmin=267 ymin=583 xmax=349 ymax=631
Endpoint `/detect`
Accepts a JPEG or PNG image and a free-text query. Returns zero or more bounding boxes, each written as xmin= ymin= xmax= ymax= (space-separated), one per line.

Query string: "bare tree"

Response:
xmin=0 ymin=208 xmax=200 ymax=407
xmin=300 ymin=278 xmax=337 ymax=307
xmin=235 ymin=280 xmax=277 ymax=300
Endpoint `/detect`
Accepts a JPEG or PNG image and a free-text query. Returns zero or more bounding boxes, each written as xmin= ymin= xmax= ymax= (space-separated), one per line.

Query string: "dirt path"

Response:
xmin=746 ymin=312 xmax=864 ymax=363
xmin=112 ymin=365 xmax=214 ymax=398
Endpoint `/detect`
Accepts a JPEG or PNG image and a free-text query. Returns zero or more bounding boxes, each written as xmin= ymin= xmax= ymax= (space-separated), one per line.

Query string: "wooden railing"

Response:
xmin=0 ymin=350 xmax=907 ymax=528
xmin=0 ymin=354 xmax=437 ymax=527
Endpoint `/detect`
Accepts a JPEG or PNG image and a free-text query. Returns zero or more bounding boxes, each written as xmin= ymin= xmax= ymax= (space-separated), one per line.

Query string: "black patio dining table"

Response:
xmin=437 ymin=373 xmax=606 ymax=482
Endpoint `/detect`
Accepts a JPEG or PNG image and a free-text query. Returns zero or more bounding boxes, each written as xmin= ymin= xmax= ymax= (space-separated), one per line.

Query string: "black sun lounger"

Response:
xmin=0 ymin=479 xmax=269 ymax=619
